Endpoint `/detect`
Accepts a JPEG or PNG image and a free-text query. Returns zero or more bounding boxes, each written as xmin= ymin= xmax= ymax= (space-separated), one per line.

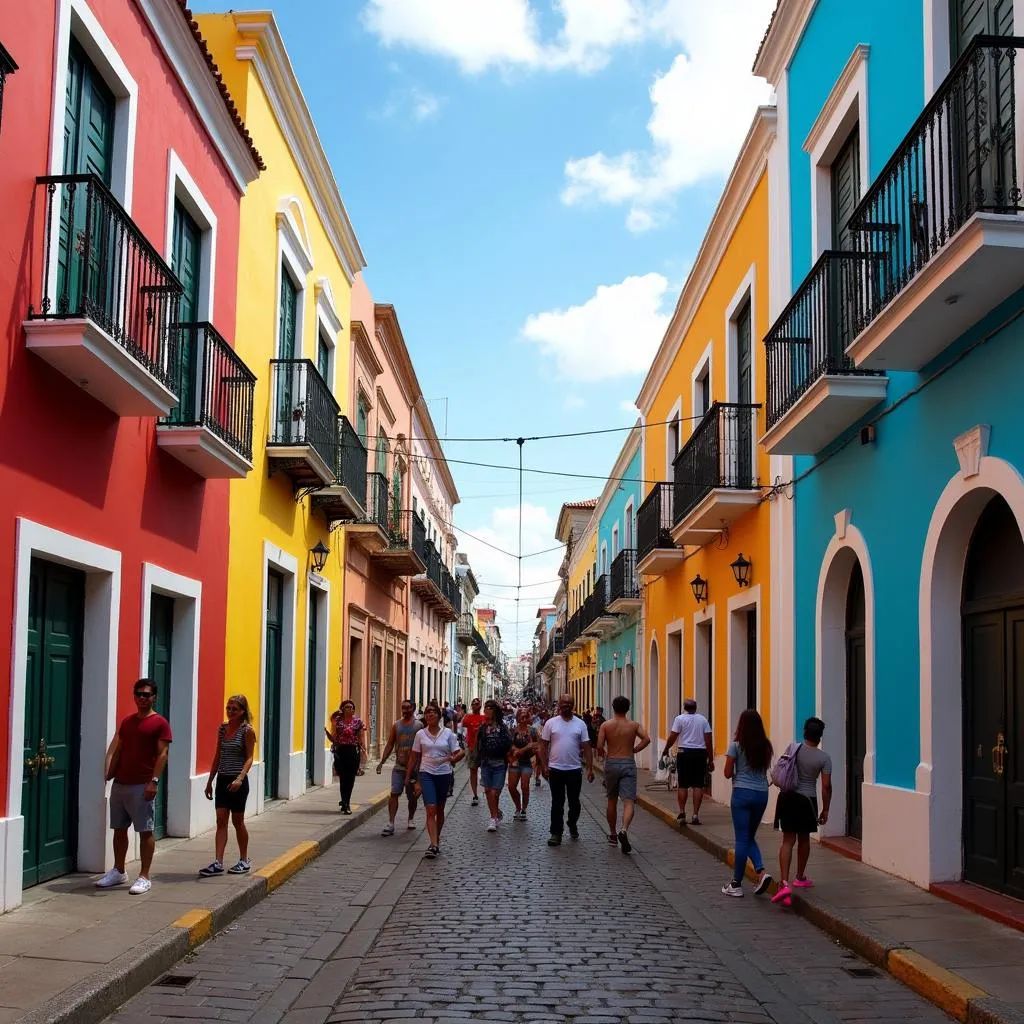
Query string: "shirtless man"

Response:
xmin=375 ymin=699 xmax=422 ymax=835
xmin=596 ymin=695 xmax=650 ymax=854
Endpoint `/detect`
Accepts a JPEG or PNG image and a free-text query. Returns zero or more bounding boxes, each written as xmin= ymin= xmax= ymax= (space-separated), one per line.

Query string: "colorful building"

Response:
xmin=636 ymin=107 xmax=776 ymax=791
xmin=0 ymin=0 xmax=261 ymax=910
xmin=558 ymin=499 xmax=598 ymax=708
xmin=757 ymin=0 xmax=1024 ymax=895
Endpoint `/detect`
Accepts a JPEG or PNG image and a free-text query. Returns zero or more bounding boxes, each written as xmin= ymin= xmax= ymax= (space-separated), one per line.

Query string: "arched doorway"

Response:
xmin=962 ymin=495 xmax=1024 ymax=898
xmin=845 ymin=563 xmax=866 ymax=839
xmin=648 ymin=638 xmax=660 ymax=770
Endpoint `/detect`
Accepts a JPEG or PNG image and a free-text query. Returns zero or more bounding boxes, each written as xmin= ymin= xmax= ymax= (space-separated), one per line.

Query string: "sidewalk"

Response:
xmin=627 ymin=765 xmax=1024 ymax=1024
xmin=0 ymin=772 xmax=390 ymax=1024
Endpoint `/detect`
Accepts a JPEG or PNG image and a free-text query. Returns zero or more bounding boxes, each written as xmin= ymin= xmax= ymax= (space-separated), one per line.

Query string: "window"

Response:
xmin=696 ymin=369 xmax=710 ymax=417
xmin=375 ymin=429 xmax=389 ymax=476
xmin=317 ymin=330 xmax=331 ymax=384
xmin=624 ymin=500 xmax=634 ymax=550
xmin=611 ymin=525 xmax=619 ymax=559
xmin=831 ymin=125 xmax=861 ymax=251
xmin=735 ymin=300 xmax=752 ymax=406
xmin=667 ymin=416 xmax=680 ymax=464
xmin=278 ymin=269 xmax=298 ymax=360
xmin=356 ymin=398 xmax=369 ymax=446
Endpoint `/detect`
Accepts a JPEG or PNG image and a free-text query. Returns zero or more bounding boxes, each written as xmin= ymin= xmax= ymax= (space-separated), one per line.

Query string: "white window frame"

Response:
xmin=665 ymin=396 xmax=682 ymax=481
xmin=724 ymin=265 xmax=758 ymax=405
xmin=275 ymin=203 xmax=313 ymax=360
xmin=693 ymin=605 xmax=716 ymax=744
xmin=924 ymin=0 xmax=952 ymax=97
xmin=314 ymin=277 xmax=343 ymax=397
xmin=611 ymin=524 xmax=620 ymax=559
xmin=690 ymin=344 xmax=713 ymax=427
xmin=164 ymin=150 xmax=218 ymax=323
xmin=624 ymin=498 xmax=635 ymax=550
xmin=306 ymin=574 xmax=331 ymax=787
xmin=599 ymin=541 xmax=608 ymax=576
xmin=726 ymin=585 xmax=761 ymax=731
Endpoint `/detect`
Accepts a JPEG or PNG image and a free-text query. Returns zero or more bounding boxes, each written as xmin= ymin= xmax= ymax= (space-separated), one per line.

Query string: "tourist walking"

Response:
xmin=539 ymin=693 xmax=593 ymax=846
xmin=460 ymin=697 xmax=486 ymax=807
xmin=406 ymin=704 xmax=464 ymax=858
xmin=722 ymin=709 xmax=773 ymax=897
xmin=328 ymin=699 xmax=366 ymax=814
xmin=507 ymin=708 xmax=539 ymax=819
xmin=96 ymin=678 xmax=173 ymax=894
xmin=376 ymin=699 xmax=422 ymax=835
xmin=661 ymin=698 xmax=714 ymax=825
xmin=596 ymin=696 xmax=650 ymax=853
xmin=772 ymin=717 xmax=833 ymax=907
xmin=477 ymin=699 xmax=513 ymax=831
xmin=199 ymin=695 xmax=256 ymax=876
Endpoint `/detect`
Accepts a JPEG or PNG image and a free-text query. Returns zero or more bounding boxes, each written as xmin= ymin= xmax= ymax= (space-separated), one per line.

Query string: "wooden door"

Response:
xmin=745 ymin=609 xmax=758 ymax=711
xmin=846 ymin=562 xmax=867 ymax=840
xmin=277 ymin=271 xmax=298 ymax=440
xmin=171 ymin=202 xmax=202 ymax=422
xmin=264 ymin=572 xmax=283 ymax=801
xmin=951 ymin=0 xmax=1013 ymax=59
xmin=735 ymin=300 xmax=753 ymax=487
xmin=147 ymin=594 xmax=174 ymax=839
xmin=22 ymin=562 xmax=84 ymax=887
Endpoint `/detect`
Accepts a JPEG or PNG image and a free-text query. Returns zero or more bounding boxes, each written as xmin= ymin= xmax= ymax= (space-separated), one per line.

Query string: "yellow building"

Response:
xmin=636 ymin=107 xmax=776 ymax=798
xmin=199 ymin=12 xmax=366 ymax=811
xmin=556 ymin=499 xmax=598 ymax=708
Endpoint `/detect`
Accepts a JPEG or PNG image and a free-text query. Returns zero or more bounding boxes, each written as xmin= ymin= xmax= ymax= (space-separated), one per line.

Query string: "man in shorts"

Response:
xmin=460 ymin=697 xmax=486 ymax=806
xmin=597 ymin=696 xmax=650 ymax=853
xmin=376 ymin=699 xmax=423 ymax=835
xmin=661 ymin=698 xmax=713 ymax=825
xmin=96 ymin=678 xmax=172 ymax=894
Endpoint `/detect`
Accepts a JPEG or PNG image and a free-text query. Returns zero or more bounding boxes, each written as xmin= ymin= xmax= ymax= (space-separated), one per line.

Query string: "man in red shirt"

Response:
xmin=96 ymin=678 xmax=172 ymax=894
xmin=460 ymin=697 xmax=487 ymax=806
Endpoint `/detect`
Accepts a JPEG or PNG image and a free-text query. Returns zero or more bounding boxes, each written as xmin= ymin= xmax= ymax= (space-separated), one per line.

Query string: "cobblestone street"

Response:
xmin=103 ymin=777 xmax=953 ymax=1024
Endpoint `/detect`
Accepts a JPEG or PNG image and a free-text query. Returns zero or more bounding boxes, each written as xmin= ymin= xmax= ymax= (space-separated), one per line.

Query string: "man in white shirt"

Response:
xmin=539 ymin=693 xmax=593 ymax=846
xmin=661 ymin=698 xmax=713 ymax=825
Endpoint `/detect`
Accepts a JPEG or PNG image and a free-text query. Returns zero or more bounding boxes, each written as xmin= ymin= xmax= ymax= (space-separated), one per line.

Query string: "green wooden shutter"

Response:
xmin=64 ymin=40 xmax=114 ymax=182
xmin=831 ymin=126 xmax=860 ymax=252
xmin=736 ymin=301 xmax=752 ymax=405
xmin=278 ymin=271 xmax=297 ymax=360
xmin=148 ymin=596 xmax=174 ymax=840
xmin=317 ymin=332 xmax=330 ymax=382
xmin=171 ymin=203 xmax=203 ymax=420
xmin=952 ymin=0 xmax=1012 ymax=60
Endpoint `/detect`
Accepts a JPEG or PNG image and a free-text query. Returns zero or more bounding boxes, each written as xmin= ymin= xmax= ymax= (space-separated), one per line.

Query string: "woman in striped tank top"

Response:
xmin=199 ymin=695 xmax=256 ymax=876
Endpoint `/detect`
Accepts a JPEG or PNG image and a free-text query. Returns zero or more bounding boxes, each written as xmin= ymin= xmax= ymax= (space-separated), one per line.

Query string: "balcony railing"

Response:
xmin=610 ymin=549 xmax=639 ymax=604
xmin=336 ymin=415 xmax=367 ymax=508
xmin=637 ymin=483 xmax=675 ymax=562
xmin=162 ymin=323 xmax=255 ymax=461
xmin=364 ymin=471 xmax=389 ymax=534
xmin=28 ymin=174 xmax=182 ymax=391
xmin=850 ymin=36 xmax=1024 ymax=327
xmin=673 ymin=403 xmax=759 ymax=523
xmin=582 ymin=574 xmax=612 ymax=631
xmin=457 ymin=614 xmax=474 ymax=641
xmin=765 ymin=252 xmax=886 ymax=429
xmin=268 ymin=359 xmax=338 ymax=470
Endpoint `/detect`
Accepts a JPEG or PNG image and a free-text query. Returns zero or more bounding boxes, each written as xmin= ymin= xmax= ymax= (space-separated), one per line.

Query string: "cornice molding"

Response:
xmin=752 ymin=0 xmax=819 ymax=85
xmin=636 ymin=106 xmax=776 ymax=414
xmin=374 ymin=306 xmax=418 ymax=410
xmin=314 ymin=277 xmax=343 ymax=334
xmin=594 ymin=423 xmax=642 ymax=523
xmin=233 ymin=13 xmax=366 ymax=283
xmin=351 ymin=320 xmax=383 ymax=379
xmin=276 ymin=204 xmax=314 ymax=276
xmin=376 ymin=385 xmax=396 ymax=428
xmin=803 ymin=45 xmax=869 ymax=154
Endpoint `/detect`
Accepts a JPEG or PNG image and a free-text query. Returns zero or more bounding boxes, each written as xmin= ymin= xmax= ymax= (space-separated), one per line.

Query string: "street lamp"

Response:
xmin=730 ymin=553 xmax=752 ymax=587
xmin=690 ymin=574 xmax=708 ymax=604
xmin=310 ymin=540 xmax=330 ymax=574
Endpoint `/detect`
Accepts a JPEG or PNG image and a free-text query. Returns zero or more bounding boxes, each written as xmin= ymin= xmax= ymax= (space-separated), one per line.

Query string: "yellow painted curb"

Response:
xmin=171 ymin=908 xmax=213 ymax=948
xmin=887 ymin=949 xmax=987 ymax=1022
xmin=256 ymin=839 xmax=319 ymax=892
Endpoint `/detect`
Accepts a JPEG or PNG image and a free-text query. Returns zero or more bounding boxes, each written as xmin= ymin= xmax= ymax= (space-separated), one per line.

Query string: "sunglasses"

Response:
xmin=134 ymin=691 xmax=155 ymax=699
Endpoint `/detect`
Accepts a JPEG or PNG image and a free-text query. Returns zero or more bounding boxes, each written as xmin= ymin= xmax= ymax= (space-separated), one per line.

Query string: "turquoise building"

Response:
xmin=758 ymin=0 xmax=1024 ymax=896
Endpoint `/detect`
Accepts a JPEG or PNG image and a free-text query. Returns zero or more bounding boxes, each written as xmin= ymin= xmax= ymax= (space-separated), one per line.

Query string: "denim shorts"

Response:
xmin=109 ymin=781 xmax=155 ymax=833
xmin=391 ymin=767 xmax=417 ymax=797
xmin=418 ymin=771 xmax=451 ymax=807
xmin=508 ymin=761 xmax=533 ymax=777
xmin=480 ymin=762 xmax=508 ymax=790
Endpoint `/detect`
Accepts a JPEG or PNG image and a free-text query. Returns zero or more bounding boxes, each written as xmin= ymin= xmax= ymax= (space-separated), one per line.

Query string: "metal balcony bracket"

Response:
xmin=295 ymin=484 xmax=322 ymax=503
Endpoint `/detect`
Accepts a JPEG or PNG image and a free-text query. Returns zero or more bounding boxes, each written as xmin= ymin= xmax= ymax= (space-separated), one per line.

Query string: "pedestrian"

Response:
xmin=406 ymin=704 xmax=464 ymax=858
xmin=476 ymin=699 xmax=513 ymax=832
xmin=722 ymin=709 xmax=774 ymax=897
xmin=772 ymin=717 xmax=833 ymax=908
xmin=376 ymin=698 xmax=422 ymax=835
xmin=539 ymin=692 xmax=593 ymax=846
xmin=199 ymin=694 xmax=256 ymax=876
xmin=660 ymin=698 xmax=714 ymax=825
xmin=95 ymin=678 xmax=172 ymax=894
xmin=460 ymin=697 xmax=486 ymax=807
xmin=328 ymin=699 xmax=366 ymax=814
xmin=596 ymin=696 xmax=650 ymax=854
xmin=507 ymin=708 xmax=540 ymax=819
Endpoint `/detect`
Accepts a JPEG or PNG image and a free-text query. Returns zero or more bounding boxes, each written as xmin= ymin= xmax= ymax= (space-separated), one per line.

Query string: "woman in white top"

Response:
xmin=406 ymin=704 xmax=464 ymax=858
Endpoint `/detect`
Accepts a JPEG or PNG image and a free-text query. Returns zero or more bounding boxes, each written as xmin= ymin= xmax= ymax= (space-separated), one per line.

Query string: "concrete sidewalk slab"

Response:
xmin=625 ymin=764 xmax=1024 ymax=1024
xmin=0 ymin=771 xmax=392 ymax=1024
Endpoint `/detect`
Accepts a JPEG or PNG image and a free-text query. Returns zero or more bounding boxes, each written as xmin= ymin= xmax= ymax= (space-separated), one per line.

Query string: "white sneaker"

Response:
xmin=95 ymin=868 xmax=127 ymax=888
xmin=487 ymin=818 xmax=498 ymax=832
xmin=129 ymin=877 xmax=152 ymax=895
xmin=381 ymin=822 xmax=395 ymax=836
xmin=407 ymin=819 xmax=417 ymax=830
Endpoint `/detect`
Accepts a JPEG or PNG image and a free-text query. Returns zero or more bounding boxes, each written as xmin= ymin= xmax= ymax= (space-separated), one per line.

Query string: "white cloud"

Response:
xmin=563 ymin=394 xmax=586 ymax=411
xmin=619 ymin=399 xmax=639 ymax=414
xmin=521 ymin=272 xmax=670 ymax=382
xmin=377 ymin=86 xmax=444 ymax=122
xmin=411 ymin=88 xmax=442 ymax=120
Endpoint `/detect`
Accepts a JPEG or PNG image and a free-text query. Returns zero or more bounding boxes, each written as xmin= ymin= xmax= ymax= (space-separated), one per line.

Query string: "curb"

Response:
xmin=634 ymin=789 xmax=1010 ymax=1024
xmin=17 ymin=789 xmax=390 ymax=1024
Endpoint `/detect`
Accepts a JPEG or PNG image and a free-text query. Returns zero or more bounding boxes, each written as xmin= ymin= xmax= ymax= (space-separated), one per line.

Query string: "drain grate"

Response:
xmin=844 ymin=966 xmax=881 ymax=979
xmin=154 ymin=974 xmax=195 ymax=988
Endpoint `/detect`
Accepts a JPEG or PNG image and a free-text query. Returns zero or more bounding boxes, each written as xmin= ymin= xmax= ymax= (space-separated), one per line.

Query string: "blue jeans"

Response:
xmin=730 ymin=787 xmax=769 ymax=885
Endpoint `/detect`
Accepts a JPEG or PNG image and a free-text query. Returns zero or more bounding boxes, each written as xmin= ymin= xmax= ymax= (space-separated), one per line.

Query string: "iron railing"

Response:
xmin=29 ymin=174 xmax=182 ymax=392
xmin=410 ymin=513 xmax=426 ymax=560
xmin=582 ymin=574 xmax=612 ymax=631
xmin=162 ymin=322 xmax=255 ymax=461
xmin=764 ymin=252 xmax=886 ymax=428
xmin=851 ymin=36 xmax=1024 ymax=326
xmin=385 ymin=508 xmax=418 ymax=551
xmin=610 ymin=548 xmax=639 ymax=604
xmin=563 ymin=609 xmax=582 ymax=648
xmin=637 ymin=483 xmax=675 ymax=562
xmin=336 ymin=415 xmax=367 ymax=507
xmin=673 ymin=403 xmax=759 ymax=523
xmin=363 ymin=471 xmax=390 ymax=534
xmin=456 ymin=614 xmax=474 ymax=641
xmin=0 ymin=42 xmax=18 ymax=133
xmin=268 ymin=359 xmax=338 ymax=470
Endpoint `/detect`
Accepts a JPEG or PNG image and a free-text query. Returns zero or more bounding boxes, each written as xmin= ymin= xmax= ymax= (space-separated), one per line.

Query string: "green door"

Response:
xmin=305 ymin=592 xmax=319 ymax=787
xmin=276 ymin=271 xmax=298 ymax=440
xmin=148 ymin=595 xmax=174 ymax=839
xmin=171 ymin=202 xmax=203 ymax=422
xmin=23 ymin=561 xmax=84 ymax=888
xmin=264 ymin=571 xmax=284 ymax=800
xmin=316 ymin=331 xmax=330 ymax=384
xmin=735 ymin=300 xmax=753 ymax=488
xmin=356 ymin=399 xmax=369 ymax=447
xmin=952 ymin=0 xmax=1012 ymax=59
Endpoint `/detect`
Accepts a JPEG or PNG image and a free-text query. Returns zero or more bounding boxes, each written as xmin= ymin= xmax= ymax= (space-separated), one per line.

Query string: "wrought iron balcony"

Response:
xmin=266 ymin=359 xmax=339 ymax=489
xmin=370 ymin=509 xmax=427 ymax=576
xmin=847 ymin=36 xmax=1024 ymax=371
xmin=456 ymin=613 xmax=475 ymax=642
xmin=564 ymin=608 xmax=586 ymax=652
xmin=636 ymin=483 xmax=682 ymax=574
xmin=670 ymin=403 xmax=761 ymax=546
xmin=312 ymin=416 xmax=367 ymax=525
xmin=582 ymin=573 xmax=617 ymax=637
xmin=411 ymin=540 xmax=458 ymax=620
xmin=24 ymin=174 xmax=182 ymax=416
xmin=347 ymin=471 xmax=390 ymax=552
xmin=608 ymin=549 xmax=641 ymax=613
xmin=157 ymin=322 xmax=255 ymax=478
xmin=0 ymin=42 xmax=18 ymax=133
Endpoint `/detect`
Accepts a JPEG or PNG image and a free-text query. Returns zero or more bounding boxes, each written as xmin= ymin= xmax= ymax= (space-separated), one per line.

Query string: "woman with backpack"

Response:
xmin=476 ymin=699 xmax=513 ymax=832
xmin=772 ymin=716 xmax=832 ymax=907
xmin=721 ymin=709 xmax=774 ymax=898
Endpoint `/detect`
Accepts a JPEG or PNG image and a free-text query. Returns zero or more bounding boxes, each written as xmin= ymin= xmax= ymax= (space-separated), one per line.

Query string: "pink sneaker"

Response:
xmin=791 ymin=877 xmax=814 ymax=888
xmin=771 ymin=883 xmax=792 ymax=905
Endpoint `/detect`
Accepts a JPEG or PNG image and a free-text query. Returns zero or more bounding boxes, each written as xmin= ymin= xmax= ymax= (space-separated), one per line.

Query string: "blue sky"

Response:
xmin=204 ymin=0 xmax=774 ymax=651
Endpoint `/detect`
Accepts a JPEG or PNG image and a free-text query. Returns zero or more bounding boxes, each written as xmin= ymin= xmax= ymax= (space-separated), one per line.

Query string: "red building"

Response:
xmin=0 ymin=0 xmax=262 ymax=911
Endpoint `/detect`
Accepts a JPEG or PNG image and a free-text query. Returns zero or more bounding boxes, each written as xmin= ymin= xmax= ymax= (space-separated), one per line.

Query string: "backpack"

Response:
xmin=770 ymin=742 xmax=802 ymax=792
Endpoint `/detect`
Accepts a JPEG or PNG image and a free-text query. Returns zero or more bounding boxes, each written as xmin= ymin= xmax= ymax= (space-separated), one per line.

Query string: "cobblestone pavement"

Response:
xmin=103 ymin=774 xmax=952 ymax=1024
